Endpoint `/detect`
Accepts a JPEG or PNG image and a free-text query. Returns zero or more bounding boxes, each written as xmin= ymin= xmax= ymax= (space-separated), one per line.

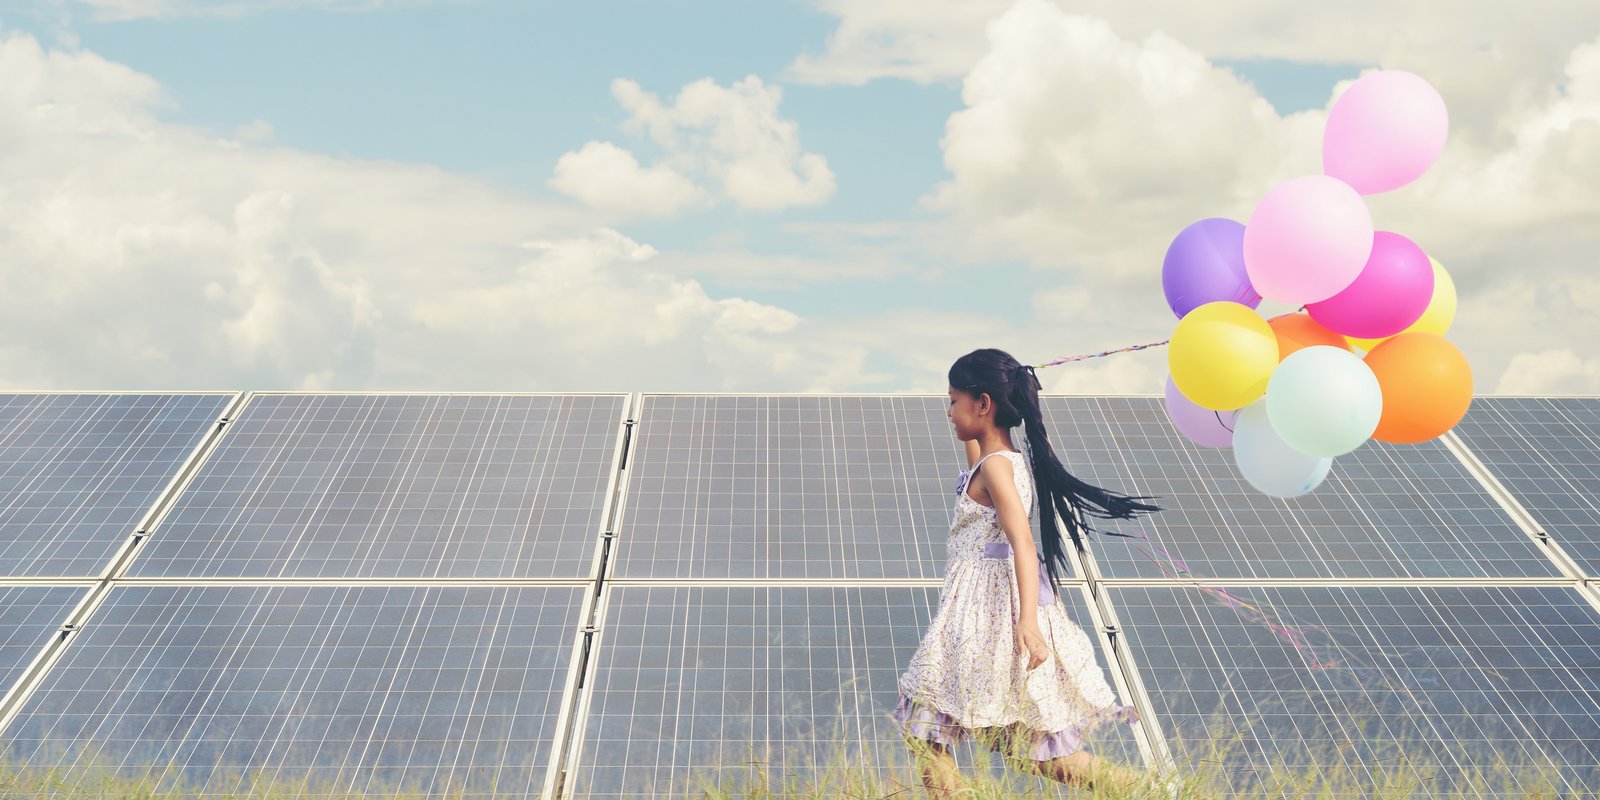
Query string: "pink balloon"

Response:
xmin=1305 ymin=231 xmax=1434 ymax=339
xmin=1243 ymin=175 xmax=1373 ymax=306
xmin=1324 ymin=70 xmax=1448 ymax=195
xmin=1165 ymin=374 xmax=1238 ymax=448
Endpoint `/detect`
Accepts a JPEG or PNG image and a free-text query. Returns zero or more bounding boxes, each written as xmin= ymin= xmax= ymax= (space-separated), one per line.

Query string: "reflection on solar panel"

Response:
xmin=1108 ymin=584 xmax=1600 ymax=795
xmin=0 ymin=393 xmax=233 ymax=578
xmin=611 ymin=395 xmax=1045 ymax=580
xmin=1037 ymin=397 xmax=1558 ymax=580
xmin=126 ymin=394 xmax=625 ymax=579
xmin=1 ymin=584 xmax=586 ymax=798
xmin=564 ymin=584 xmax=1140 ymax=798
xmin=0 ymin=585 xmax=89 ymax=709
xmin=1450 ymin=397 xmax=1600 ymax=577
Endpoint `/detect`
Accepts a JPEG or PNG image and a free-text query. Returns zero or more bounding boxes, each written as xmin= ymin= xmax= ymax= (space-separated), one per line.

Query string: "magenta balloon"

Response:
xmin=1162 ymin=218 xmax=1261 ymax=319
xmin=1324 ymin=70 xmax=1449 ymax=195
xmin=1165 ymin=374 xmax=1237 ymax=448
xmin=1305 ymin=231 xmax=1434 ymax=338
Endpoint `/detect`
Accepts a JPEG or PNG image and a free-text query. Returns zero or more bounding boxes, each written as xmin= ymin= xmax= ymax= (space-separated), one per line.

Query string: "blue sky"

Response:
xmin=3 ymin=1 xmax=1355 ymax=321
xmin=0 ymin=1 xmax=1590 ymax=394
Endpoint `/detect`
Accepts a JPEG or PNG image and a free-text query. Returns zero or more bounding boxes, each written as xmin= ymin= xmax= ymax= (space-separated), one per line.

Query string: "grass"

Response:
xmin=0 ymin=718 xmax=1577 ymax=799
xmin=612 ymin=713 xmax=1575 ymax=799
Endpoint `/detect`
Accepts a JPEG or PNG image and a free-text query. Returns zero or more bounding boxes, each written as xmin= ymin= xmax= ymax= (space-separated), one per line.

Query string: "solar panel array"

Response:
xmin=2 ymin=391 xmax=1598 ymax=799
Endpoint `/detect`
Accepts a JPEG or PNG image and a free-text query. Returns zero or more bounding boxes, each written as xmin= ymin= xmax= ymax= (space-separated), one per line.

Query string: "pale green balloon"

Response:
xmin=1266 ymin=345 xmax=1382 ymax=458
xmin=1234 ymin=400 xmax=1333 ymax=498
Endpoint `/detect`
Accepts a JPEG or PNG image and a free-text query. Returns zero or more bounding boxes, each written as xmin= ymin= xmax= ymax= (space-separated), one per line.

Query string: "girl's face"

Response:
xmin=947 ymin=385 xmax=990 ymax=441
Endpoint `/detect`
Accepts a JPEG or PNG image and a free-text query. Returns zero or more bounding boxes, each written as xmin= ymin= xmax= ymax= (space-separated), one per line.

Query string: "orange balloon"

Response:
xmin=1363 ymin=332 xmax=1473 ymax=443
xmin=1269 ymin=312 xmax=1350 ymax=360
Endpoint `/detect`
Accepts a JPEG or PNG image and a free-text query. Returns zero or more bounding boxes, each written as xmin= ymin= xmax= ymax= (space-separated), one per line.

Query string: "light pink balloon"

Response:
xmin=1243 ymin=175 xmax=1374 ymax=306
xmin=1324 ymin=70 xmax=1448 ymax=195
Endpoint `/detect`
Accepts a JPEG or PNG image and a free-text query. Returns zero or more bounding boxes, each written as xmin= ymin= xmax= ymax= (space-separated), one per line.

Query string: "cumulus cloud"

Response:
xmin=551 ymin=75 xmax=835 ymax=218
xmin=904 ymin=1 xmax=1600 ymax=394
xmin=547 ymin=141 xmax=705 ymax=218
xmin=788 ymin=0 xmax=1600 ymax=143
xmin=927 ymin=3 xmax=1310 ymax=275
xmin=0 ymin=31 xmax=879 ymax=392
xmin=1497 ymin=350 xmax=1600 ymax=395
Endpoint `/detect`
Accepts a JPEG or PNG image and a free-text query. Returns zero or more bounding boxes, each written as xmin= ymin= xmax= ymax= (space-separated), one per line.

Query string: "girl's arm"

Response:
xmin=965 ymin=438 xmax=981 ymax=471
xmin=975 ymin=455 xmax=1039 ymax=623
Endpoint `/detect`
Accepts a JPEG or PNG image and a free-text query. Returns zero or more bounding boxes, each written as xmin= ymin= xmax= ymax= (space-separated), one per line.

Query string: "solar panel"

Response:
xmin=1036 ymin=397 xmax=1559 ymax=580
xmin=0 ymin=585 xmax=90 ymax=713
xmin=0 ymin=584 xmax=588 ymax=798
xmin=564 ymin=584 xmax=1141 ymax=798
xmin=1107 ymin=584 xmax=1600 ymax=795
xmin=612 ymin=395 xmax=1064 ymax=580
xmin=0 ymin=393 xmax=233 ymax=578
xmin=125 ymin=394 xmax=626 ymax=579
xmin=1449 ymin=397 xmax=1600 ymax=577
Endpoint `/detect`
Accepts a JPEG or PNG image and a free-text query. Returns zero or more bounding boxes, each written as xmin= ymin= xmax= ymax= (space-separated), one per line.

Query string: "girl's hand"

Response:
xmin=1014 ymin=619 xmax=1049 ymax=671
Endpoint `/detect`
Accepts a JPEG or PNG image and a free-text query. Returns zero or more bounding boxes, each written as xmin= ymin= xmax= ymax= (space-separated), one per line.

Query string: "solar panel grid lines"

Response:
xmin=122 ymin=393 xmax=630 ymax=580
xmin=1450 ymin=397 xmax=1600 ymax=579
xmin=540 ymin=391 xmax=642 ymax=800
xmin=0 ymin=583 xmax=97 ymax=736
xmin=613 ymin=394 xmax=1049 ymax=581
xmin=1438 ymin=426 xmax=1589 ymax=581
xmin=100 ymin=394 xmax=246 ymax=582
xmin=0 ymin=582 xmax=596 ymax=800
xmin=0 ymin=392 xmax=240 ymax=580
xmin=7 ymin=391 xmax=1600 ymax=798
xmin=558 ymin=580 xmax=1146 ymax=800
xmin=1098 ymin=583 xmax=1600 ymax=796
xmin=1047 ymin=396 xmax=1565 ymax=581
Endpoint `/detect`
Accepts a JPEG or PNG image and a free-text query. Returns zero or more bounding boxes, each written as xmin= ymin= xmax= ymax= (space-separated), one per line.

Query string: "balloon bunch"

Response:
xmin=1161 ymin=70 xmax=1471 ymax=498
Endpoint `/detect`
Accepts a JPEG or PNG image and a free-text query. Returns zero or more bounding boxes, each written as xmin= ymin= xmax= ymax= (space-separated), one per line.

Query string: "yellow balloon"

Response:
xmin=1348 ymin=256 xmax=1457 ymax=351
xmin=1169 ymin=301 xmax=1280 ymax=411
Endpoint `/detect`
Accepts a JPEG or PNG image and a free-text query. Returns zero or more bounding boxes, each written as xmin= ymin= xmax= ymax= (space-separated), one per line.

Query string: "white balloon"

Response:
xmin=1266 ymin=345 xmax=1382 ymax=457
xmin=1234 ymin=400 xmax=1333 ymax=498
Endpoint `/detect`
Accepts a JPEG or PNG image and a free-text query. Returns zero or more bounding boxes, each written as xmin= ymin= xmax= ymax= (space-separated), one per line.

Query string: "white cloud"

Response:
xmin=549 ymin=75 xmax=834 ymax=219
xmin=608 ymin=75 xmax=836 ymax=212
xmin=233 ymin=119 xmax=274 ymax=143
xmin=1496 ymin=350 xmax=1600 ymax=395
xmin=547 ymin=141 xmax=704 ymax=218
xmin=900 ymin=2 xmax=1600 ymax=395
xmin=788 ymin=0 xmax=1600 ymax=143
xmin=0 ymin=32 xmax=878 ymax=393
xmin=926 ymin=2 xmax=1309 ymax=275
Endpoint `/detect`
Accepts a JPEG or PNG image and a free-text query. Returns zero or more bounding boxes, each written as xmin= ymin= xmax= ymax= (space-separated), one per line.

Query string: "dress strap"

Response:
xmin=968 ymin=449 xmax=1016 ymax=473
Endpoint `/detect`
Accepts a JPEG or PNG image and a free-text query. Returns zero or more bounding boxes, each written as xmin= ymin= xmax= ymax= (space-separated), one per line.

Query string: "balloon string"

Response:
xmin=1099 ymin=526 xmax=1442 ymax=708
xmin=1028 ymin=307 xmax=1308 ymax=371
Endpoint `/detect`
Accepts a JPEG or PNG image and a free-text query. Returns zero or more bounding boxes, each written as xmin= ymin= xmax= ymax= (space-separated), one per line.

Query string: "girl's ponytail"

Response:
xmin=951 ymin=349 xmax=1164 ymax=594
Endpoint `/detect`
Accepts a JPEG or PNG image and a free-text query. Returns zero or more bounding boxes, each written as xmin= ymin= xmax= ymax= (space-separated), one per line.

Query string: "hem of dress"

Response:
xmin=892 ymin=691 xmax=1138 ymax=761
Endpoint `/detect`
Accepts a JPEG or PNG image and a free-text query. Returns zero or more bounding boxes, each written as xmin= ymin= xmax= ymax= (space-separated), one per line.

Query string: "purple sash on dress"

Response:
xmin=981 ymin=540 xmax=1056 ymax=606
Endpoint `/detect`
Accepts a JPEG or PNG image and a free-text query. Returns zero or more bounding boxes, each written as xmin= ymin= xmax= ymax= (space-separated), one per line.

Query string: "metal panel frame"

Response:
xmin=0 ymin=581 xmax=100 ymax=736
xmin=0 ymin=391 xmax=242 ymax=583
xmin=1441 ymin=427 xmax=1589 ymax=579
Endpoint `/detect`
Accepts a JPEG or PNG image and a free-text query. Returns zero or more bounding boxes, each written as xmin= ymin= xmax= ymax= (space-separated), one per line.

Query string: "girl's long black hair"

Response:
xmin=950 ymin=348 xmax=1164 ymax=592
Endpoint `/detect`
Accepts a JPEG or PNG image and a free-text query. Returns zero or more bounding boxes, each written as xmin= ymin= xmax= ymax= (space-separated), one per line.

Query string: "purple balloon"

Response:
xmin=1163 ymin=218 xmax=1262 ymax=318
xmin=1165 ymin=374 xmax=1239 ymax=448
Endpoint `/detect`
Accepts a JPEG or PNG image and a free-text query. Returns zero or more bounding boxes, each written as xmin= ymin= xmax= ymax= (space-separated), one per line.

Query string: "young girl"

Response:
xmin=893 ymin=348 xmax=1165 ymax=796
